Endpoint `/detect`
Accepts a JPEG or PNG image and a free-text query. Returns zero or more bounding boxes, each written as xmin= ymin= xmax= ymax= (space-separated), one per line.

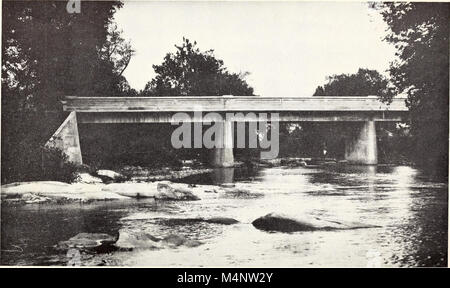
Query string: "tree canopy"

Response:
xmin=313 ymin=68 xmax=389 ymax=96
xmin=1 ymin=1 xmax=134 ymax=183
xmin=141 ymin=38 xmax=254 ymax=96
xmin=2 ymin=0 xmax=133 ymax=113
xmin=373 ymin=2 xmax=449 ymax=175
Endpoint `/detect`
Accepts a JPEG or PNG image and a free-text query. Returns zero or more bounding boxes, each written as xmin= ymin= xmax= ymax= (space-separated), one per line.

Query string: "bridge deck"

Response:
xmin=62 ymin=96 xmax=408 ymax=113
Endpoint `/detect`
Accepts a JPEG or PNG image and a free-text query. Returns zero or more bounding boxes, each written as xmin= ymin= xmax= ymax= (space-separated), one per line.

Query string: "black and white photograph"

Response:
xmin=0 ymin=0 xmax=448 ymax=268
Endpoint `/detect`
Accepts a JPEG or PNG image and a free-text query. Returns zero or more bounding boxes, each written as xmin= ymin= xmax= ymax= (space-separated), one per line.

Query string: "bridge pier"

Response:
xmin=210 ymin=120 xmax=234 ymax=167
xmin=344 ymin=120 xmax=377 ymax=165
xmin=45 ymin=111 xmax=83 ymax=165
xmin=211 ymin=167 xmax=235 ymax=184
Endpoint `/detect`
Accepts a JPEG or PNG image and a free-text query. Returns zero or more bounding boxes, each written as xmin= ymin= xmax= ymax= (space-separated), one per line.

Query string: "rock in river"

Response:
xmin=103 ymin=183 xmax=159 ymax=198
xmin=252 ymin=213 xmax=380 ymax=232
xmin=1 ymin=180 xmax=201 ymax=203
xmin=104 ymin=182 xmax=200 ymax=200
xmin=162 ymin=235 xmax=202 ymax=248
xmin=219 ymin=187 xmax=264 ymax=199
xmin=21 ymin=193 xmax=51 ymax=204
xmin=156 ymin=181 xmax=200 ymax=201
xmin=114 ymin=231 xmax=160 ymax=250
xmin=1 ymin=181 xmax=128 ymax=203
xmin=205 ymin=217 xmax=239 ymax=225
xmin=115 ymin=231 xmax=202 ymax=250
xmin=56 ymin=233 xmax=118 ymax=252
xmin=1 ymin=181 xmax=72 ymax=196
xmin=74 ymin=172 xmax=103 ymax=184
xmin=159 ymin=217 xmax=239 ymax=226
xmin=96 ymin=169 xmax=126 ymax=182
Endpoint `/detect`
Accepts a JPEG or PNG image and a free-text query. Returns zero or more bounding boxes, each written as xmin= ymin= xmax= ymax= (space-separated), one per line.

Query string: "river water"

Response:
xmin=1 ymin=164 xmax=447 ymax=267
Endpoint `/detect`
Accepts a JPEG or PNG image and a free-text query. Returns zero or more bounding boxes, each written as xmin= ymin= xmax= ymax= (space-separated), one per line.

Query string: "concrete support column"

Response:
xmin=211 ymin=168 xmax=235 ymax=184
xmin=210 ymin=120 xmax=234 ymax=167
xmin=345 ymin=120 xmax=377 ymax=165
xmin=45 ymin=111 xmax=83 ymax=165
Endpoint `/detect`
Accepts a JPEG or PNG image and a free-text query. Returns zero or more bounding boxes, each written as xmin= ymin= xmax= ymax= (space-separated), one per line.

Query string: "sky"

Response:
xmin=114 ymin=1 xmax=396 ymax=96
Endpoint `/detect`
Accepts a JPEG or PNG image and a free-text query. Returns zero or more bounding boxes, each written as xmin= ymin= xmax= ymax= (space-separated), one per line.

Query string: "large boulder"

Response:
xmin=74 ymin=173 xmax=103 ymax=184
xmin=156 ymin=182 xmax=200 ymax=201
xmin=96 ymin=170 xmax=126 ymax=182
xmin=103 ymin=183 xmax=159 ymax=198
xmin=1 ymin=180 xmax=201 ymax=203
xmin=1 ymin=181 xmax=75 ymax=203
xmin=56 ymin=233 xmax=118 ymax=252
xmin=115 ymin=231 xmax=202 ymax=250
xmin=204 ymin=217 xmax=239 ymax=225
xmin=1 ymin=181 xmax=127 ymax=203
xmin=1 ymin=181 xmax=73 ymax=196
xmin=159 ymin=217 xmax=239 ymax=226
xmin=252 ymin=213 xmax=380 ymax=232
xmin=103 ymin=182 xmax=200 ymax=200
xmin=114 ymin=231 xmax=160 ymax=250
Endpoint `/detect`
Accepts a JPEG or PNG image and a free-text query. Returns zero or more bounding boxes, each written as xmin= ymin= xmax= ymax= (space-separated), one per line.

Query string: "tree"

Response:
xmin=372 ymin=2 xmax=449 ymax=175
xmin=1 ymin=1 xmax=130 ymax=183
xmin=313 ymin=68 xmax=389 ymax=96
xmin=99 ymin=23 xmax=137 ymax=96
xmin=1 ymin=1 xmax=127 ymax=112
xmin=137 ymin=39 xmax=255 ymax=166
xmin=141 ymin=38 xmax=254 ymax=96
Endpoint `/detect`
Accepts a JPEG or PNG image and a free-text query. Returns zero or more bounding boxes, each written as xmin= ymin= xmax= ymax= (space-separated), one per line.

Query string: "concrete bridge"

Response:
xmin=46 ymin=96 xmax=409 ymax=166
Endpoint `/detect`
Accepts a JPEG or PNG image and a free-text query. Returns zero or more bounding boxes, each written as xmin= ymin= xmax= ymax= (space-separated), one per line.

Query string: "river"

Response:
xmin=1 ymin=164 xmax=447 ymax=267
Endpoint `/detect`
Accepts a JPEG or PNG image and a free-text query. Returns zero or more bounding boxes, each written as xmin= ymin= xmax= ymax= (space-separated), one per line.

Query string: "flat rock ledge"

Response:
xmin=1 ymin=180 xmax=206 ymax=204
xmin=114 ymin=232 xmax=202 ymax=250
xmin=252 ymin=213 xmax=381 ymax=232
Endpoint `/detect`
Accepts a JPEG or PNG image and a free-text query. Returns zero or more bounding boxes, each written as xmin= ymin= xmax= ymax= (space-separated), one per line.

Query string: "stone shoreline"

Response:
xmin=0 ymin=180 xmax=207 ymax=204
xmin=0 ymin=168 xmax=261 ymax=205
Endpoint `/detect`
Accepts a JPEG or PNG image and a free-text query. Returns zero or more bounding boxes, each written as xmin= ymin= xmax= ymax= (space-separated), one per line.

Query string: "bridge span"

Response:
xmin=46 ymin=96 xmax=409 ymax=166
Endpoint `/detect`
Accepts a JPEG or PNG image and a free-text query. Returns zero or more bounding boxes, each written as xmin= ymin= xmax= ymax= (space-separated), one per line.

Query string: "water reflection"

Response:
xmin=210 ymin=168 xmax=235 ymax=184
xmin=1 ymin=201 xmax=134 ymax=265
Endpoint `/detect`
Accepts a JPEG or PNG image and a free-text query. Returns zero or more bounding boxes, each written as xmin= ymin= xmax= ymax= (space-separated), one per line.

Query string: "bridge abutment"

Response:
xmin=344 ymin=120 xmax=377 ymax=165
xmin=210 ymin=120 xmax=235 ymax=167
xmin=45 ymin=111 xmax=83 ymax=165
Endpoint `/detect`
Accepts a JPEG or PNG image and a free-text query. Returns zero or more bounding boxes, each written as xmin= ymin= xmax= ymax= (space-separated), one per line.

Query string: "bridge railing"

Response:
xmin=62 ymin=96 xmax=408 ymax=112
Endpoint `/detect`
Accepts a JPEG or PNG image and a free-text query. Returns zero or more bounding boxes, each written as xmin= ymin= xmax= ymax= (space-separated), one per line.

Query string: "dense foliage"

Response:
xmin=313 ymin=68 xmax=389 ymax=96
xmin=79 ymin=39 xmax=256 ymax=168
xmin=141 ymin=38 xmax=254 ymax=96
xmin=373 ymin=2 xmax=449 ymax=176
xmin=1 ymin=1 xmax=131 ymax=183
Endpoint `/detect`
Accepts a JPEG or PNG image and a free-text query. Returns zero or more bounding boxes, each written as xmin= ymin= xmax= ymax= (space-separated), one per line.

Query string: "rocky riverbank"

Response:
xmin=0 ymin=167 xmax=266 ymax=205
xmin=117 ymin=164 xmax=214 ymax=182
xmin=1 ymin=181 xmax=203 ymax=204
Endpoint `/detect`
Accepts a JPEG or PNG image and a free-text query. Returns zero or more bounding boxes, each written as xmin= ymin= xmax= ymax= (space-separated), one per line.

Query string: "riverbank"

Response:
xmin=0 ymin=172 xmax=265 ymax=205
